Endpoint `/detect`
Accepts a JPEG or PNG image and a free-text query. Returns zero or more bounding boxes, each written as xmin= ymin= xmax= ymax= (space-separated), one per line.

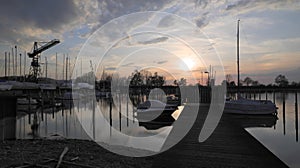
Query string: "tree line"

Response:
xmin=225 ymin=74 xmax=299 ymax=87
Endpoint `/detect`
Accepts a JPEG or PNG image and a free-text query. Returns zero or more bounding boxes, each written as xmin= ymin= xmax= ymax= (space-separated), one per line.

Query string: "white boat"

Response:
xmin=136 ymin=100 xmax=178 ymax=123
xmin=224 ymin=20 xmax=277 ymax=115
xmin=224 ymin=97 xmax=277 ymax=115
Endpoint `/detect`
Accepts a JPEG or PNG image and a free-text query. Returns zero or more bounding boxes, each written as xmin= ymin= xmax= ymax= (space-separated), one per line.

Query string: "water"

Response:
xmin=12 ymin=92 xmax=300 ymax=164
xmin=245 ymin=92 xmax=300 ymax=168
xmin=15 ymin=95 xmax=184 ymax=153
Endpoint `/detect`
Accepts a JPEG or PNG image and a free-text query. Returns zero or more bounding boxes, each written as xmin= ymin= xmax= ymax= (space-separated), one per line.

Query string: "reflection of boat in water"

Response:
xmin=136 ymin=100 xmax=178 ymax=129
xmin=224 ymin=97 xmax=277 ymax=115
xmin=227 ymin=114 xmax=278 ymax=128
xmin=17 ymin=97 xmax=39 ymax=105
xmin=17 ymin=98 xmax=39 ymax=113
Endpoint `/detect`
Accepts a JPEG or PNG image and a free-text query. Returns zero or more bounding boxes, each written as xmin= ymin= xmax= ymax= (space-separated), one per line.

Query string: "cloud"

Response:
xmin=225 ymin=0 xmax=299 ymax=12
xmin=0 ymin=0 xmax=81 ymax=49
xmin=157 ymin=15 xmax=177 ymax=28
xmin=156 ymin=60 xmax=168 ymax=64
xmin=138 ymin=37 xmax=168 ymax=45
xmin=121 ymin=62 xmax=134 ymax=67
xmin=105 ymin=67 xmax=116 ymax=71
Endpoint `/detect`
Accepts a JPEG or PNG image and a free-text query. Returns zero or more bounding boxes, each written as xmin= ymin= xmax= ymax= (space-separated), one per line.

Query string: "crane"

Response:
xmin=27 ymin=39 xmax=60 ymax=81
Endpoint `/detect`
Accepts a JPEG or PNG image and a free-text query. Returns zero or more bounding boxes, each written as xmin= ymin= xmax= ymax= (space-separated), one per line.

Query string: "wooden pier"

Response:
xmin=150 ymin=104 xmax=288 ymax=167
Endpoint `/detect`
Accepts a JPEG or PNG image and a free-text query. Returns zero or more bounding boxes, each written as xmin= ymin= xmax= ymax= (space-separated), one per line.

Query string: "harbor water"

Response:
xmin=4 ymin=91 xmax=299 ymax=166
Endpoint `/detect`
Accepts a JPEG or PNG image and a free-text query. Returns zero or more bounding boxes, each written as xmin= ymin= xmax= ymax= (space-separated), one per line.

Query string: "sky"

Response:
xmin=0 ymin=0 xmax=300 ymax=85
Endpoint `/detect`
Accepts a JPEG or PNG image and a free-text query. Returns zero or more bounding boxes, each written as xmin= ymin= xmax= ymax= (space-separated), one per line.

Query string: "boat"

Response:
xmin=224 ymin=97 xmax=277 ymax=115
xmin=136 ymin=100 xmax=178 ymax=123
xmin=224 ymin=20 xmax=277 ymax=115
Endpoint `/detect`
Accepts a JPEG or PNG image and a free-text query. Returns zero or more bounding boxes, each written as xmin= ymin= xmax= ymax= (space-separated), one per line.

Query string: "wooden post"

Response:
xmin=283 ymin=92 xmax=286 ymax=135
xmin=126 ymin=94 xmax=129 ymax=127
xmin=109 ymin=97 xmax=112 ymax=136
xmin=41 ymin=89 xmax=44 ymax=121
xmin=92 ymin=97 xmax=95 ymax=140
xmin=119 ymin=93 xmax=122 ymax=132
xmin=273 ymin=91 xmax=276 ymax=104
xmin=295 ymin=92 xmax=298 ymax=142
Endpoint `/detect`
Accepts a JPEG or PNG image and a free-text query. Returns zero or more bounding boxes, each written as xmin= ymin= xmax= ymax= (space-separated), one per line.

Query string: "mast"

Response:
xmin=5 ymin=52 xmax=7 ymax=78
xmin=19 ymin=53 xmax=22 ymax=77
xmin=8 ymin=52 xmax=10 ymax=77
xmin=55 ymin=53 xmax=57 ymax=80
xmin=237 ymin=19 xmax=240 ymax=96
xmin=15 ymin=46 xmax=17 ymax=77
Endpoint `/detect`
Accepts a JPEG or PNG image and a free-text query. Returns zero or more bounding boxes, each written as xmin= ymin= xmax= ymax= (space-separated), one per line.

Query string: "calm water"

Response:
xmin=12 ymin=92 xmax=300 ymax=165
xmin=245 ymin=92 xmax=300 ymax=168
xmin=15 ymin=95 xmax=183 ymax=153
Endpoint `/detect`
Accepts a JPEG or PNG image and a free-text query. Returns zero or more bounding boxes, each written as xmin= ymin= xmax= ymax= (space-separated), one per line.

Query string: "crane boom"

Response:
xmin=27 ymin=39 xmax=60 ymax=82
xmin=28 ymin=39 xmax=60 ymax=58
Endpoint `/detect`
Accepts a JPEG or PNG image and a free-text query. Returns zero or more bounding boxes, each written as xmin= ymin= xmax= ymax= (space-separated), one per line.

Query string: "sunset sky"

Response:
xmin=0 ymin=0 xmax=300 ymax=85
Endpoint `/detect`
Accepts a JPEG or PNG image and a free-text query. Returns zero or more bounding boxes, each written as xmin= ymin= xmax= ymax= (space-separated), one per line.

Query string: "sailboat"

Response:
xmin=224 ymin=20 xmax=277 ymax=115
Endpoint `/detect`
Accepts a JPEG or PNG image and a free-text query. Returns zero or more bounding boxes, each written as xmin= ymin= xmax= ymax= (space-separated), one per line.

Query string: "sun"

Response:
xmin=182 ymin=58 xmax=195 ymax=69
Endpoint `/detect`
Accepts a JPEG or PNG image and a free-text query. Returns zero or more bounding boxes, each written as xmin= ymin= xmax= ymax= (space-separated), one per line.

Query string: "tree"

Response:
xmin=177 ymin=78 xmax=187 ymax=86
xmin=275 ymin=74 xmax=289 ymax=87
xmin=226 ymin=74 xmax=233 ymax=83
xmin=252 ymin=80 xmax=259 ymax=86
xmin=129 ymin=70 xmax=144 ymax=86
xmin=243 ymin=77 xmax=253 ymax=86
xmin=129 ymin=70 xmax=165 ymax=87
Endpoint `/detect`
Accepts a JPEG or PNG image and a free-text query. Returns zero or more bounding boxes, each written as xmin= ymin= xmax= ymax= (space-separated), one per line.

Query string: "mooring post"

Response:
xmin=283 ymin=92 xmax=286 ymax=135
xmin=119 ymin=93 xmax=122 ymax=132
xmin=126 ymin=94 xmax=129 ymax=127
xmin=295 ymin=92 xmax=298 ymax=142
xmin=109 ymin=97 xmax=112 ymax=136
xmin=273 ymin=91 xmax=276 ymax=104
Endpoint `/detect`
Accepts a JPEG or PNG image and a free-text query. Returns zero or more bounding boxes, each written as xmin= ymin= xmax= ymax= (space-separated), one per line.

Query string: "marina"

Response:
xmin=1 ymin=1 xmax=300 ymax=167
xmin=1 ymin=88 xmax=299 ymax=167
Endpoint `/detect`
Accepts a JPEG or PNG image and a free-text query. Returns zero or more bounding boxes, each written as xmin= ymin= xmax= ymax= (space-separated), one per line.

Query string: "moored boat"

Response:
xmin=136 ymin=100 xmax=178 ymax=123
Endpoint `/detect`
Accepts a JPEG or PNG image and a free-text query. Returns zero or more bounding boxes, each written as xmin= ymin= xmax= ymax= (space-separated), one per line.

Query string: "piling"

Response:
xmin=126 ymin=94 xmax=129 ymax=127
xmin=295 ymin=92 xmax=298 ymax=142
xmin=273 ymin=91 xmax=276 ymax=104
xmin=283 ymin=92 xmax=286 ymax=135
xmin=109 ymin=97 xmax=112 ymax=136
xmin=119 ymin=93 xmax=122 ymax=132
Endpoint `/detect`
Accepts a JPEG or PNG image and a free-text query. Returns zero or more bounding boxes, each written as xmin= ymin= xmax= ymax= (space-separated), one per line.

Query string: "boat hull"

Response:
xmin=224 ymin=99 xmax=277 ymax=115
xmin=136 ymin=108 xmax=176 ymax=123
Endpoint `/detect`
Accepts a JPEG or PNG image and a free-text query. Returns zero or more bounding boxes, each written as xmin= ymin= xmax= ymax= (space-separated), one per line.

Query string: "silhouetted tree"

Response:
xmin=177 ymin=78 xmax=187 ymax=86
xmin=129 ymin=70 xmax=165 ymax=87
xmin=252 ymin=80 xmax=259 ymax=86
xmin=243 ymin=77 xmax=253 ymax=86
xmin=275 ymin=74 xmax=289 ymax=87
xmin=130 ymin=70 xmax=144 ymax=86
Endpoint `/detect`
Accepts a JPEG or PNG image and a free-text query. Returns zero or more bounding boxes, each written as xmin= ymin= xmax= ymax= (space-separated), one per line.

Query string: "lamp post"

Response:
xmin=201 ymin=71 xmax=203 ymax=86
